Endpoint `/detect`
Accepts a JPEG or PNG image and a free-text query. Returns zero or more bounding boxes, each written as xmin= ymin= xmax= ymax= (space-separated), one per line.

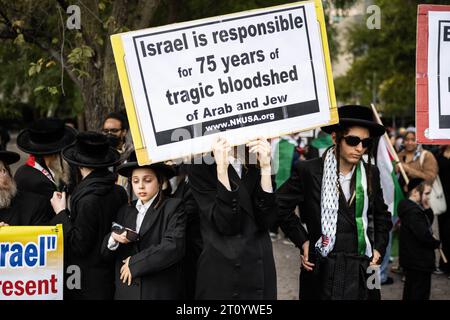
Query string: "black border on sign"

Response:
xmin=132 ymin=5 xmax=320 ymax=146
xmin=438 ymin=20 xmax=450 ymax=129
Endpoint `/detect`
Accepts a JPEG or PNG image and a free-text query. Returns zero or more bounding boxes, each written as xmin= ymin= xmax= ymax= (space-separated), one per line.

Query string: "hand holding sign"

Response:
xmin=247 ymin=137 xmax=271 ymax=170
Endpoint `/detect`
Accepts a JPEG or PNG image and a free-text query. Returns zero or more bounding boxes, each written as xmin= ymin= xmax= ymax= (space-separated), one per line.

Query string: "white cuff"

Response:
xmin=107 ymin=235 xmax=120 ymax=251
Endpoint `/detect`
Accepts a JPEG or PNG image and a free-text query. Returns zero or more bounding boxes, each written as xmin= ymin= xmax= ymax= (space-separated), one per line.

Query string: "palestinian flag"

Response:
xmin=376 ymin=137 xmax=404 ymax=217
xmin=273 ymin=137 xmax=296 ymax=190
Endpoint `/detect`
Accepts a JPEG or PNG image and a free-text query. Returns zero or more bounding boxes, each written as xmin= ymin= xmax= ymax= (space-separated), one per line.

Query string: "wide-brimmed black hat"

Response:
xmin=17 ymin=118 xmax=77 ymax=155
xmin=0 ymin=151 xmax=20 ymax=165
xmin=322 ymin=105 xmax=386 ymax=137
xmin=116 ymin=151 xmax=175 ymax=179
xmin=62 ymin=131 xmax=121 ymax=168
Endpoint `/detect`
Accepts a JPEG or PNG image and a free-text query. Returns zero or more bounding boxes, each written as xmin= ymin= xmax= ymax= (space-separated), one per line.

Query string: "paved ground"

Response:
xmin=272 ymin=237 xmax=450 ymax=300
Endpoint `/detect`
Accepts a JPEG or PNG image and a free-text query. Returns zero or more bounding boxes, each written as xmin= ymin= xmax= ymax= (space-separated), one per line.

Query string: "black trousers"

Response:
xmin=402 ymin=268 xmax=432 ymax=300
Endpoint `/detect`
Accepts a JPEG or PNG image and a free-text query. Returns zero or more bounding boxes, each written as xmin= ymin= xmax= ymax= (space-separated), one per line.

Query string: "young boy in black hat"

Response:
xmin=399 ymin=178 xmax=440 ymax=300
xmin=277 ymin=105 xmax=392 ymax=300
xmin=50 ymin=132 xmax=128 ymax=300
xmin=101 ymin=151 xmax=186 ymax=300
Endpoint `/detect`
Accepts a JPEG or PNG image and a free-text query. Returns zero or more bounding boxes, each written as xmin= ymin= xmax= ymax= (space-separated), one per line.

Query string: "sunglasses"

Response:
xmin=343 ymin=135 xmax=373 ymax=148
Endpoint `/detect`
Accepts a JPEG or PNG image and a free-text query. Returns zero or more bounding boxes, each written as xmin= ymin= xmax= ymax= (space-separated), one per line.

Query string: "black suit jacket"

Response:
xmin=102 ymin=197 xmax=186 ymax=300
xmin=399 ymin=199 xmax=440 ymax=272
xmin=170 ymin=174 xmax=203 ymax=299
xmin=0 ymin=191 xmax=53 ymax=225
xmin=277 ymin=157 xmax=392 ymax=299
xmin=187 ymin=161 xmax=277 ymax=300
xmin=51 ymin=171 xmax=128 ymax=300
xmin=14 ymin=165 xmax=56 ymax=200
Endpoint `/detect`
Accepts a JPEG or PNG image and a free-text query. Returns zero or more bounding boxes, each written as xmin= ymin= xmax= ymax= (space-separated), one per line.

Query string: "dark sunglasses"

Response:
xmin=343 ymin=135 xmax=373 ymax=148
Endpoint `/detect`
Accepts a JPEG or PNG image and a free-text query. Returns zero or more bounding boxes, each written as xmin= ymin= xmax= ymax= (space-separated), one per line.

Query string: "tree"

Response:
xmin=0 ymin=0 xmax=354 ymax=130
xmin=0 ymin=0 xmax=164 ymax=130
xmin=334 ymin=0 xmax=448 ymax=120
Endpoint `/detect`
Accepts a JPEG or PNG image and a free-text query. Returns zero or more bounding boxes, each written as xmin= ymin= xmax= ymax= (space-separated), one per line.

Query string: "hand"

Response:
xmin=120 ymin=257 xmax=132 ymax=286
xmin=247 ymin=137 xmax=271 ymax=170
xmin=300 ymin=241 xmax=315 ymax=271
xmin=212 ymin=137 xmax=231 ymax=173
xmin=401 ymin=163 xmax=411 ymax=175
xmin=0 ymin=222 xmax=9 ymax=227
xmin=50 ymin=191 xmax=66 ymax=214
xmin=370 ymin=249 xmax=381 ymax=266
xmin=111 ymin=231 xmax=131 ymax=244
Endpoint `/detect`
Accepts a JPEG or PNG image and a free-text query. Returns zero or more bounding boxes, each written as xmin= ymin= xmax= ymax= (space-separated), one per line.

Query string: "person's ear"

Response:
xmin=331 ymin=132 xmax=337 ymax=145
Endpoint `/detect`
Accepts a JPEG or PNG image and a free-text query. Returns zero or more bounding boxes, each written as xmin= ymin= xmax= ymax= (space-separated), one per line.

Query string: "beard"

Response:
xmin=47 ymin=155 xmax=71 ymax=186
xmin=0 ymin=175 xmax=17 ymax=209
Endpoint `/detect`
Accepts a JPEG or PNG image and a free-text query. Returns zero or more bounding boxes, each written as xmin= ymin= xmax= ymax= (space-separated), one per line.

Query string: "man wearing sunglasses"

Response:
xmin=277 ymin=105 xmax=392 ymax=300
xmin=102 ymin=112 xmax=132 ymax=155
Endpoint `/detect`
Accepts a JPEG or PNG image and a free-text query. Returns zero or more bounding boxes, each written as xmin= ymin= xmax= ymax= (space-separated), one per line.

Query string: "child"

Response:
xmin=102 ymin=152 xmax=186 ymax=300
xmin=399 ymin=178 xmax=440 ymax=300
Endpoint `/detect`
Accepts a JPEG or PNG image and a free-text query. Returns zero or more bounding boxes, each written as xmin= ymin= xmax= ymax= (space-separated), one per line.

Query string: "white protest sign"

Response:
xmin=428 ymin=11 xmax=450 ymax=139
xmin=112 ymin=0 xmax=336 ymax=164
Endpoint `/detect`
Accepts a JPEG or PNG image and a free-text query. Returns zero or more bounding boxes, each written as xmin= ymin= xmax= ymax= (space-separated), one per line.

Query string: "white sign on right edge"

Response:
xmin=428 ymin=11 xmax=450 ymax=139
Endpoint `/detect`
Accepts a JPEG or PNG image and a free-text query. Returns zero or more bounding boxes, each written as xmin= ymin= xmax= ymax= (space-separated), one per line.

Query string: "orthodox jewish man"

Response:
xmin=277 ymin=105 xmax=392 ymax=300
xmin=15 ymin=118 xmax=76 ymax=199
xmin=50 ymin=132 xmax=128 ymax=299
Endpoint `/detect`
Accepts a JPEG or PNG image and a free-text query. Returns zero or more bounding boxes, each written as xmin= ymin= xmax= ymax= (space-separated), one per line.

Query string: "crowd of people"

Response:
xmin=0 ymin=104 xmax=449 ymax=300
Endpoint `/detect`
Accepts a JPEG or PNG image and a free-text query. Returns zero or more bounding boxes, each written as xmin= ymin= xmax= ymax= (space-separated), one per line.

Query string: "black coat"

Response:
xmin=51 ymin=169 xmax=128 ymax=300
xmin=102 ymin=197 xmax=186 ymax=300
xmin=398 ymin=199 xmax=440 ymax=273
xmin=170 ymin=174 xmax=203 ymax=299
xmin=0 ymin=191 xmax=53 ymax=225
xmin=187 ymin=162 xmax=277 ymax=300
xmin=437 ymin=152 xmax=450 ymax=272
xmin=14 ymin=164 xmax=56 ymax=200
xmin=277 ymin=157 xmax=392 ymax=300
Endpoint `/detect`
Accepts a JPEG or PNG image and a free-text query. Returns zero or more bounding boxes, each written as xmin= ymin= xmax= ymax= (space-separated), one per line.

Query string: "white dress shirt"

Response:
xmin=107 ymin=193 xmax=158 ymax=251
xmin=339 ymin=166 xmax=356 ymax=202
xmin=228 ymin=156 xmax=243 ymax=179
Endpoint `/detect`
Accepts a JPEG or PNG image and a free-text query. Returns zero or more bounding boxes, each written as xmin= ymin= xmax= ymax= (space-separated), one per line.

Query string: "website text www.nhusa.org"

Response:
xmin=204 ymin=112 xmax=275 ymax=132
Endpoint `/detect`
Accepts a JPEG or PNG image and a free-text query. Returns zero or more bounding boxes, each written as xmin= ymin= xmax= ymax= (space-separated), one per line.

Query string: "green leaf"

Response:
xmin=46 ymin=60 xmax=56 ymax=68
xmin=13 ymin=34 xmax=25 ymax=45
xmin=94 ymin=35 xmax=104 ymax=46
xmin=34 ymin=85 xmax=45 ymax=93
xmin=47 ymin=86 xmax=59 ymax=95
xmin=81 ymin=45 xmax=94 ymax=58
xmin=28 ymin=65 xmax=36 ymax=77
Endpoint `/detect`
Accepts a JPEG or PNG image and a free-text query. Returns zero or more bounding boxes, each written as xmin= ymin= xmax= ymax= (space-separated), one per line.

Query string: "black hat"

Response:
xmin=62 ymin=131 xmax=121 ymax=168
xmin=0 ymin=151 xmax=20 ymax=165
xmin=116 ymin=151 xmax=175 ymax=179
xmin=322 ymin=105 xmax=386 ymax=137
xmin=407 ymin=178 xmax=425 ymax=193
xmin=17 ymin=118 xmax=77 ymax=155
